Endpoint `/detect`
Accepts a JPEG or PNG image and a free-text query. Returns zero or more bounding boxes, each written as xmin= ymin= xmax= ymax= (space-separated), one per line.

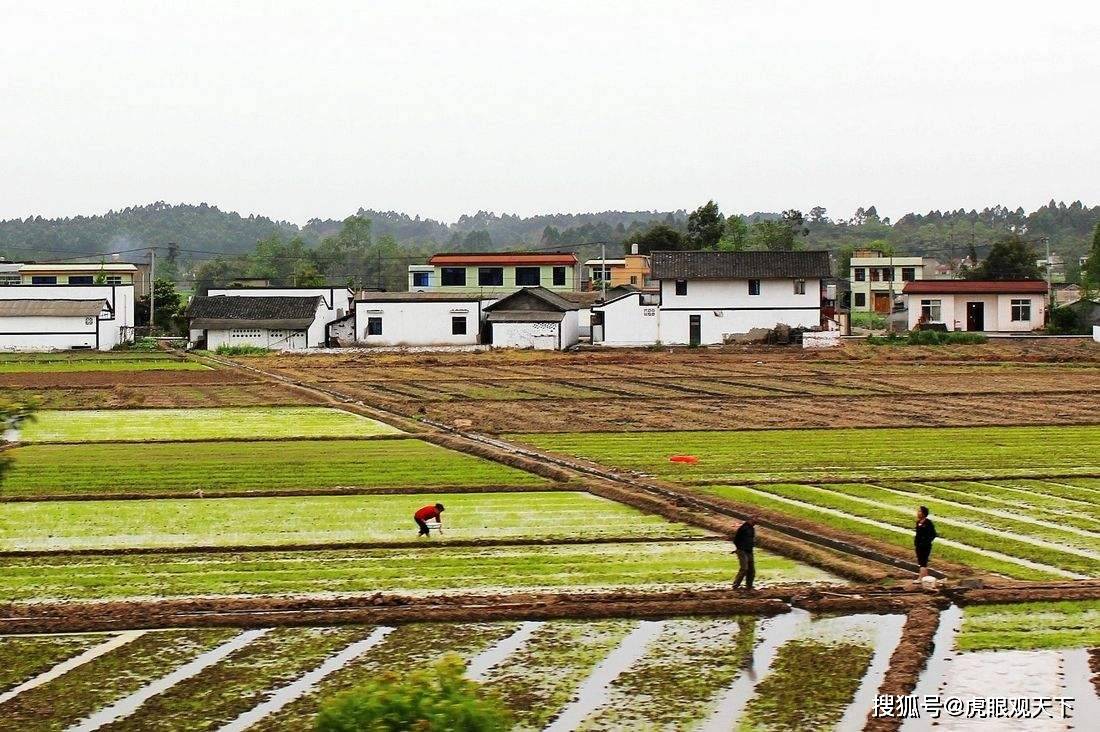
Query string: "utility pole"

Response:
xmin=1043 ymin=236 xmax=1053 ymax=313
xmin=600 ymin=242 xmax=607 ymax=301
xmin=148 ymin=247 xmax=156 ymax=333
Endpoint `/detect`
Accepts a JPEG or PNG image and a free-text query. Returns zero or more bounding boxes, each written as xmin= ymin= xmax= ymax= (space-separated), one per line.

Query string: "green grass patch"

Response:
xmin=0 ymin=358 xmax=205 ymax=373
xmin=0 ymin=634 xmax=105 ymax=694
xmin=700 ymin=484 xmax=1061 ymax=580
xmin=510 ymin=425 xmax=1100 ymax=483
xmin=1 ymin=439 xmax=545 ymax=497
xmin=19 ymin=406 xmax=401 ymax=443
xmin=2 ymin=492 xmax=706 ymax=551
xmin=958 ymin=600 xmax=1100 ymax=651
xmin=0 ymin=542 xmax=835 ymax=601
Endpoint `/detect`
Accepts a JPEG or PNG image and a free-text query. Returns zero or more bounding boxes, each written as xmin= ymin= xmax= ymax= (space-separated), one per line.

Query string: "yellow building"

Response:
xmin=583 ymin=254 xmax=652 ymax=290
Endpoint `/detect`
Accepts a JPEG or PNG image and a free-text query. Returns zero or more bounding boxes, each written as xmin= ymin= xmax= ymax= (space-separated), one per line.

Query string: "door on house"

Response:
xmin=689 ymin=315 xmax=701 ymax=346
xmin=873 ymin=292 xmax=891 ymax=314
xmin=966 ymin=302 xmax=985 ymax=331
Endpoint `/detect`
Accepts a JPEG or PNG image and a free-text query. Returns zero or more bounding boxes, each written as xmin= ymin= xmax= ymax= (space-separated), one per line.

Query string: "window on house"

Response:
xmin=68 ymin=275 xmax=94 ymax=285
xmin=366 ymin=317 xmax=383 ymax=336
xmin=748 ymin=279 xmax=761 ymax=296
xmin=552 ymin=267 xmax=566 ymax=286
xmin=870 ymin=268 xmax=880 ymax=282
xmin=853 ymin=268 xmax=866 ymax=282
xmin=794 ymin=279 xmax=806 ymax=295
xmin=630 ymin=275 xmax=638 ymax=285
xmin=881 ymin=268 xmax=894 ymax=281
xmin=105 ymin=275 xmax=123 ymax=285
xmin=675 ymin=279 xmax=687 ymax=296
xmin=901 ymin=267 xmax=916 ymax=282
xmin=440 ymin=267 xmax=466 ymax=286
xmin=451 ymin=316 xmax=467 ymax=335
xmin=31 ymin=276 xmax=57 ymax=285
xmin=412 ymin=271 xmax=431 ymax=288
xmin=478 ymin=267 xmax=503 ymax=286
xmin=854 ymin=292 xmax=866 ymax=308
xmin=515 ymin=267 xmax=540 ymax=286
xmin=1011 ymin=299 xmax=1031 ymax=322
xmin=920 ymin=299 xmax=942 ymax=322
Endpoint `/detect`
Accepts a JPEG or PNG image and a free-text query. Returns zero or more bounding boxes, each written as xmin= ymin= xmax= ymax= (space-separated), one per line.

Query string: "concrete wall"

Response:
xmin=206 ymin=328 xmax=308 ymax=350
xmin=594 ymin=294 xmax=660 ymax=346
xmin=491 ymin=320 xmax=561 ymax=349
xmin=906 ymin=293 xmax=1046 ymax=332
xmin=559 ymin=311 xmax=580 ymax=349
xmin=657 ymin=277 xmax=821 ymax=344
xmin=354 ymin=300 xmax=482 ymax=346
xmin=0 ymin=285 xmax=134 ymax=351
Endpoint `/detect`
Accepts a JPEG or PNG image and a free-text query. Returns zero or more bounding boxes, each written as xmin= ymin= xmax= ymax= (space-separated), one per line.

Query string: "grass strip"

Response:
xmin=958 ymin=600 xmax=1100 ymax=652
xmin=481 ymin=619 xmax=637 ymax=731
xmin=577 ymin=617 xmax=756 ymax=730
xmin=0 ymin=542 xmax=832 ymax=602
xmin=20 ymin=407 xmax=401 ymax=443
xmin=897 ymin=480 xmax=1100 ymax=530
xmin=511 ymin=425 xmax=1100 ymax=482
xmin=700 ymin=485 xmax=1059 ymax=580
xmin=2 ymin=438 xmax=544 ymax=497
xmin=740 ymin=639 xmax=874 ymax=731
xmin=0 ymin=629 xmax=236 ymax=731
xmin=740 ymin=483 xmax=1094 ymax=576
xmin=95 ymin=626 xmax=373 ymax=732
xmin=0 ymin=360 xmax=206 ymax=373
xmin=1 ymin=492 xmax=705 ymax=552
xmin=249 ymin=623 xmax=515 ymax=731
xmin=0 ymin=634 xmax=105 ymax=694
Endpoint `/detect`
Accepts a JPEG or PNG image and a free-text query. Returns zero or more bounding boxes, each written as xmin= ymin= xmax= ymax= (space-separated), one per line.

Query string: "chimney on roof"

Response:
xmin=631 ymin=242 xmax=639 ymax=255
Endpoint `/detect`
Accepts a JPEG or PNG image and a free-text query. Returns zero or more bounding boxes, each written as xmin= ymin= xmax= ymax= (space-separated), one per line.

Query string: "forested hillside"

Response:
xmin=1 ymin=199 xmax=1096 ymax=290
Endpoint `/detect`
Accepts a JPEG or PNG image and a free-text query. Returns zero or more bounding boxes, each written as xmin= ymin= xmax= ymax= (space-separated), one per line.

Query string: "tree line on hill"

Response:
xmin=1 ymin=200 xmax=1097 ymax=293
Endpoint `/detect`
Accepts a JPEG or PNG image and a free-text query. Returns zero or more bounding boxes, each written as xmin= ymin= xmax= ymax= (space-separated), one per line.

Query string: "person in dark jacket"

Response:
xmin=914 ymin=505 xmax=937 ymax=580
xmin=732 ymin=517 xmax=756 ymax=591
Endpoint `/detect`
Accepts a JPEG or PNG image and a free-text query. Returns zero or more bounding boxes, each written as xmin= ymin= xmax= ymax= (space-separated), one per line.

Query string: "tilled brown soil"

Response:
xmin=405 ymin=391 xmax=1100 ymax=432
xmin=0 ymin=369 xmax=257 ymax=387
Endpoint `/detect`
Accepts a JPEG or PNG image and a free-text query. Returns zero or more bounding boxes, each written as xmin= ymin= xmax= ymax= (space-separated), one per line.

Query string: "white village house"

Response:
xmin=901 ymin=280 xmax=1048 ymax=332
xmin=354 ymin=293 xmax=485 ymax=347
xmin=592 ymin=250 xmax=831 ymax=346
xmin=187 ymin=287 xmax=353 ymax=350
xmin=0 ymin=284 xmax=136 ymax=351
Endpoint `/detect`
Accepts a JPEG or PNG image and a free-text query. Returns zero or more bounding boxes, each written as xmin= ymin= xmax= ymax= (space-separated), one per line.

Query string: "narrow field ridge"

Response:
xmin=465 ymin=621 xmax=543 ymax=681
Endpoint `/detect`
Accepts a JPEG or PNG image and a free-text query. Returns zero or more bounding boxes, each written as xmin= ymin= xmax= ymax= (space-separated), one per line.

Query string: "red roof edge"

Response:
xmin=427 ymin=251 xmax=578 ymax=265
xmin=902 ymin=280 xmax=1048 ymax=294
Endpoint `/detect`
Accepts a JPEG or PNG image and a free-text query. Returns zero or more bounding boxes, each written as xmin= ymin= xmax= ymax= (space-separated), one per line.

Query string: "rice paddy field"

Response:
xmin=1 ymin=343 xmax=1097 ymax=730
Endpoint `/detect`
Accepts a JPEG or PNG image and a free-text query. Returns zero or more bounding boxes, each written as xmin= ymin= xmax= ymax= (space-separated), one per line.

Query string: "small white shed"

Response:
xmin=483 ymin=287 xmax=580 ymax=350
xmin=187 ymin=295 xmax=329 ymax=350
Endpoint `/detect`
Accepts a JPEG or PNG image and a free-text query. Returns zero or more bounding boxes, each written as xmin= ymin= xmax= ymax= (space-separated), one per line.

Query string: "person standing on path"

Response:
xmin=914 ymin=505 xmax=937 ymax=581
xmin=732 ymin=517 xmax=756 ymax=591
xmin=414 ymin=503 xmax=445 ymax=537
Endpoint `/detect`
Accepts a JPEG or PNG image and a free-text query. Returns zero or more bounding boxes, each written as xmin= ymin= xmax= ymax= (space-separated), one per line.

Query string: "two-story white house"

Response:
xmin=849 ymin=249 xmax=924 ymax=313
xmin=592 ymin=250 xmax=830 ymax=346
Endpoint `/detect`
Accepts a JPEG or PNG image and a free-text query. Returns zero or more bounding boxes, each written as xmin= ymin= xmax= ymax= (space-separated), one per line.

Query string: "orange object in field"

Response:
xmin=669 ymin=455 xmax=699 ymax=464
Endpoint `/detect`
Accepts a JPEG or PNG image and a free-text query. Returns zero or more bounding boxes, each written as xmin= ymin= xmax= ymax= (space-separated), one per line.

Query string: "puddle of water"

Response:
xmin=465 ymin=621 xmax=542 ymax=682
xmin=937 ymin=650 xmax=1065 ymax=731
xmin=67 ymin=628 xmax=269 ymax=731
xmin=0 ymin=631 xmax=146 ymax=706
xmin=836 ymin=614 xmax=907 ymax=732
xmin=543 ymin=620 xmax=664 ymax=732
xmin=699 ymin=608 xmax=811 ymax=732
xmin=1062 ymin=648 xmax=1100 ymax=722
xmin=216 ymin=626 xmax=393 ymax=732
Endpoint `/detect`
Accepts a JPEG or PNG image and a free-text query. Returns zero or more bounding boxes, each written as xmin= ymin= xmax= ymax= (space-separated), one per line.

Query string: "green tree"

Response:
xmin=717 ymin=216 xmax=749 ymax=251
xmin=1086 ymin=222 xmax=1100 ymax=286
xmin=623 ymin=223 xmax=685 ymax=255
xmin=749 ymin=210 xmax=808 ymax=251
xmin=136 ymin=278 xmax=183 ymax=333
xmin=315 ymin=656 xmax=510 ymax=732
xmin=965 ymin=234 xmax=1042 ymax=280
xmin=686 ymin=200 xmax=724 ymax=249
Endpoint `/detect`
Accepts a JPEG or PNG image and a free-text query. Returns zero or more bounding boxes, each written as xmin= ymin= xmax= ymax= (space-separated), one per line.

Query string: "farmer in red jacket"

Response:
xmin=414 ymin=503 xmax=445 ymax=537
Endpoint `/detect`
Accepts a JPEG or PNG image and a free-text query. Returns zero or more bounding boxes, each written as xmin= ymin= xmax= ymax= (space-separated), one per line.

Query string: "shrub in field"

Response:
xmin=315 ymin=656 xmax=510 ymax=732
xmin=851 ymin=311 xmax=888 ymax=330
xmin=213 ymin=344 xmax=271 ymax=356
xmin=868 ymin=331 xmax=988 ymax=346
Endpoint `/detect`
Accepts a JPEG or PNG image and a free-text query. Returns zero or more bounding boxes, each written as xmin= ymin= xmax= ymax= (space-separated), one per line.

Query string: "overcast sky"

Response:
xmin=2 ymin=1 xmax=1097 ymax=224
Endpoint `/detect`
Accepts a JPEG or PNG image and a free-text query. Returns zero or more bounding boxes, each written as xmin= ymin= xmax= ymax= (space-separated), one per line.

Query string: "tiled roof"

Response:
xmin=650 ymin=250 xmax=831 ymax=280
xmin=356 ymin=292 xmax=485 ymax=302
xmin=187 ymin=295 xmax=321 ymax=329
xmin=903 ymin=280 xmax=1048 ymax=295
xmin=0 ymin=299 xmax=106 ymax=317
xmin=483 ymin=286 xmax=578 ymax=313
xmin=427 ymin=252 xmax=578 ymax=266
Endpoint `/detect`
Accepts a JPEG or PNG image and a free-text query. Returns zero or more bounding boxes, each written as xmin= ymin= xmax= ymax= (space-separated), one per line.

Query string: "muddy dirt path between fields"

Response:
xmin=2 ymin=582 xmax=1095 ymax=635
